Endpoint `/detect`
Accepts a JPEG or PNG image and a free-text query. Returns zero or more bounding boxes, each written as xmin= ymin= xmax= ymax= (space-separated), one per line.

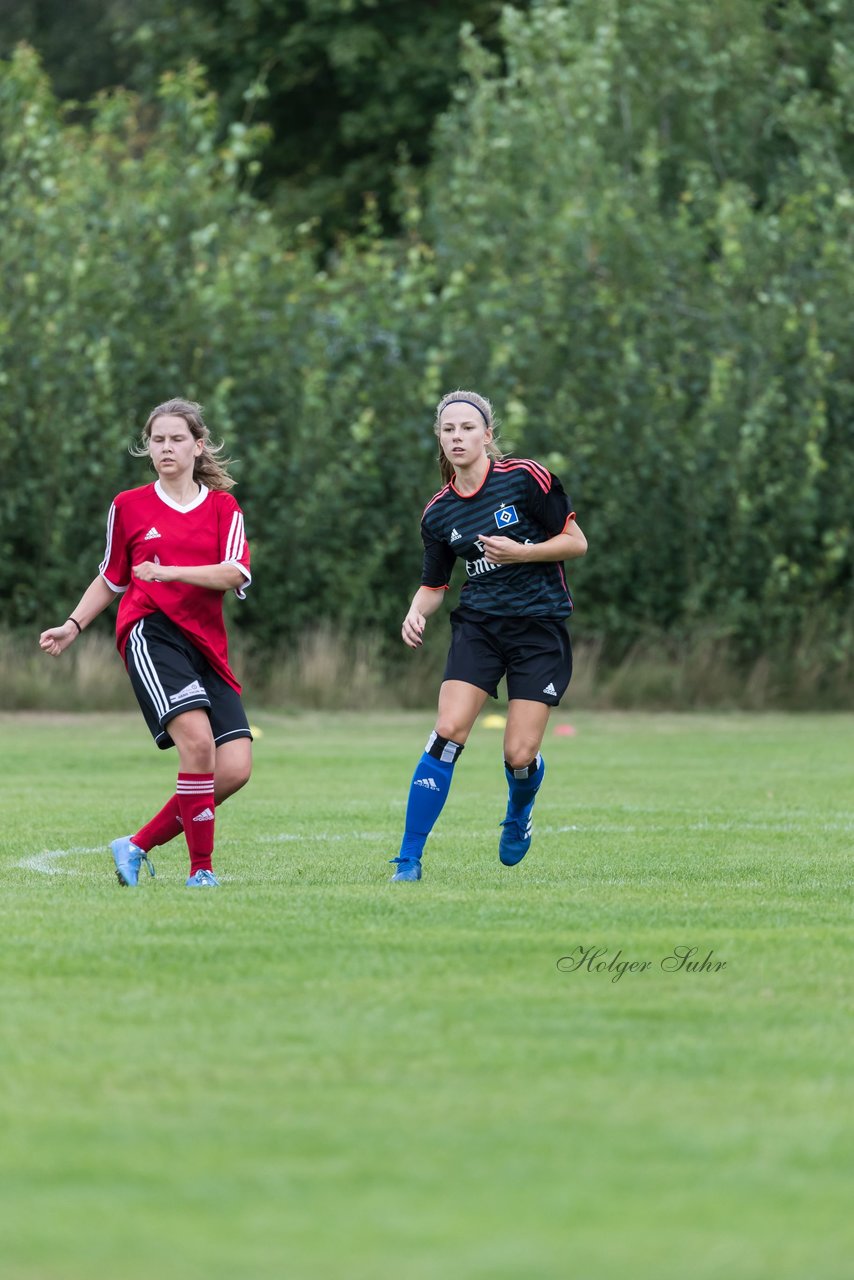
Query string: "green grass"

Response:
xmin=1 ymin=709 xmax=852 ymax=1280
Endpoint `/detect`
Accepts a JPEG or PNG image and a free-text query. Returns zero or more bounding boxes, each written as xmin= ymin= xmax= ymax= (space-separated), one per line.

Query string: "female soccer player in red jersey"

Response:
xmin=390 ymin=389 xmax=587 ymax=882
xmin=39 ymin=398 xmax=252 ymax=888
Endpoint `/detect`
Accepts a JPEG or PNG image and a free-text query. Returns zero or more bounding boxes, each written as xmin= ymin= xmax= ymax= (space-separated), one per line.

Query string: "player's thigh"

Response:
xmin=126 ymin=614 xmax=211 ymax=749
xmin=435 ymin=680 xmax=490 ymax=744
xmin=206 ymin=675 xmax=252 ymax=753
xmin=442 ymin=610 xmax=505 ymax=702
xmin=504 ymin=619 xmax=572 ymax=708
xmin=503 ymin=699 xmax=552 ymax=767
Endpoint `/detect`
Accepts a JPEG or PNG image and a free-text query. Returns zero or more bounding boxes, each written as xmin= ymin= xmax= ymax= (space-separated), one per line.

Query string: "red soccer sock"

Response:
xmin=132 ymin=795 xmax=183 ymax=853
xmin=176 ymin=772 xmax=216 ymax=874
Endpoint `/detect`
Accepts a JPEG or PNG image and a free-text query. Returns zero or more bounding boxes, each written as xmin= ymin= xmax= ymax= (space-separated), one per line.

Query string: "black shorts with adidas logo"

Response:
xmin=443 ymin=606 xmax=572 ymax=706
xmin=125 ymin=611 xmax=252 ymax=751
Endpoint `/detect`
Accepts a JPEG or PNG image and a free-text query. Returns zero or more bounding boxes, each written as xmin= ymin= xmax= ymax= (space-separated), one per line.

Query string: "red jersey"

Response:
xmin=99 ymin=481 xmax=251 ymax=692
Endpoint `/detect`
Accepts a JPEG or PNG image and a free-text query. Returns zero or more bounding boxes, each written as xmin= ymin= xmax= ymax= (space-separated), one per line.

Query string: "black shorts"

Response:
xmin=125 ymin=612 xmax=252 ymax=751
xmin=443 ymin=607 xmax=572 ymax=706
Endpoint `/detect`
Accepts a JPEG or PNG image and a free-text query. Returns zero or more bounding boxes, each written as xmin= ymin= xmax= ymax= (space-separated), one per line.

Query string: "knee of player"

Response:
xmin=504 ymin=744 xmax=539 ymax=770
xmin=434 ymin=718 xmax=470 ymax=745
xmin=215 ymin=748 xmax=252 ymax=799
xmin=230 ymin=756 xmax=253 ymax=792
xmin=176 ymin=729 xmax=216 ymax=772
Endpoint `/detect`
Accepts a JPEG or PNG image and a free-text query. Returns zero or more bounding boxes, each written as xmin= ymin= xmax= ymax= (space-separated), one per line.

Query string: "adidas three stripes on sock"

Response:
xmin=176 ymin=772 xmax=216 ymax=874
xmin=397 ymin=732 xmax=464 ymax=862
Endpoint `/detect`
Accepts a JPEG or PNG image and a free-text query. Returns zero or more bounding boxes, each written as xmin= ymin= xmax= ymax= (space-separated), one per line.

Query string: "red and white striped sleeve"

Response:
xmin=220 ymin=496 xmax=251 ymax=599
xmin=98 ymin=498 xmax=131 ymax=593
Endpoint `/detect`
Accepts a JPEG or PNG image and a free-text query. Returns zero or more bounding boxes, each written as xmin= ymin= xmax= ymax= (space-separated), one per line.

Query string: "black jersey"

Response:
xmin=420 ymin=458 xmax=575 ymax=618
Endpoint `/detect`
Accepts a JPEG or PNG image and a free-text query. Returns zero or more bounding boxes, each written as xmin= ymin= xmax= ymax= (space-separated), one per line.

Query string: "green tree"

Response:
xmin=0 ymin=0 xmax=518 ymax=236
xmin=0 ymin=0 xmax=130 ymax=99
xmin=3 ymin=3 xmax=854 ymax=694
xmin=0 ymin=47 xmax=296 ymax=628
xmin=0 ymin=47 xmax=440 ymax=649
xmin=421 ymin=0 xmax=854 ymax=668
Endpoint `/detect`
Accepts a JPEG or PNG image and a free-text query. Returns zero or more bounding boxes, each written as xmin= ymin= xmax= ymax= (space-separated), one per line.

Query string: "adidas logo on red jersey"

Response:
xmin=144 ymin=526 xmax=162 ymax=540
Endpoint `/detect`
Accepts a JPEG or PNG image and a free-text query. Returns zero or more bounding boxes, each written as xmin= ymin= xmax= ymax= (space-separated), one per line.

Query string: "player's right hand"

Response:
xmin=401 ymin=610 xmax=426 ymax=649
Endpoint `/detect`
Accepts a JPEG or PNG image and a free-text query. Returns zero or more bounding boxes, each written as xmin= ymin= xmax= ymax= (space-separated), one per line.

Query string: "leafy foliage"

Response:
xmin=0 ymin=0 xmax=514 ymax=235
xmin=423 ymin=0 xmax=854 ymax=670
xmin=0 ymin=47 xmax=440 ymax=648
xmin=2 ymin=2 xmax=854 ymax=696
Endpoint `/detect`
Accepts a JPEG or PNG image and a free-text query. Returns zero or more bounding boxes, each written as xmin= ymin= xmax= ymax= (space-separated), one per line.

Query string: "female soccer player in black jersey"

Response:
xmin=390 ymin=389 xmax=587 ymax=882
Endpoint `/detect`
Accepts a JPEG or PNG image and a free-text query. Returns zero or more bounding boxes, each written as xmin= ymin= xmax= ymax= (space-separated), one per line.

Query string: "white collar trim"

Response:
xmin=154 ymin=480 xmax=209 ymax=512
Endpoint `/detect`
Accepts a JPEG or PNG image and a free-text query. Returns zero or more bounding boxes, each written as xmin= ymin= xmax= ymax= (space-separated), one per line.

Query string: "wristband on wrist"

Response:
xmin=68 ymin=617 xmax=83 ymax=635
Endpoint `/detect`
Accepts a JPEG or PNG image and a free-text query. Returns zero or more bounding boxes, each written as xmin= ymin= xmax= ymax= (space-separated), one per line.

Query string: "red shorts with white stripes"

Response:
xmin=125 ymin=611 xmax=251 ymax=751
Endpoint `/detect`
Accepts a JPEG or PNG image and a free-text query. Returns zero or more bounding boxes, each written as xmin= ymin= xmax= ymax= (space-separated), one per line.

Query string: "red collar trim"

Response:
xmin=450 ymin=459 xmax=493 ymax=499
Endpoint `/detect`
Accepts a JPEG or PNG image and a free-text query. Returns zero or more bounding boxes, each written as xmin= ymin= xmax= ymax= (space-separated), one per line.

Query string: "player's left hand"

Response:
xmin=478 ymin=534 xmax=528 ymax=565
xmin=38 ymin=621 xmax=78 ymax=657
xmin=133 ymin=560 xmax=168 ymax=582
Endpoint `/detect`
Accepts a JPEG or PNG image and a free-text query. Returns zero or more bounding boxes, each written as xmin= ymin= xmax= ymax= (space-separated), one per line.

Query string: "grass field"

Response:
xmin=1 ymin=709 xmax=852 ymax=1280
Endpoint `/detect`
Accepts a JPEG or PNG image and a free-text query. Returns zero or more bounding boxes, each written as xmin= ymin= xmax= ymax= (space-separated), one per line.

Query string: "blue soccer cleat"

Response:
xmin=499 ymin=757 xmax=545 ymax=866
xmin=186 ymin=869 xmax=220 ymax=887
xmin=389 ymin=857 xmax=422 ymax=882
xmin=111 ymin=836 xmax=155 ymax=887
xmin=498 ymin=811 xmax=535 ymax=866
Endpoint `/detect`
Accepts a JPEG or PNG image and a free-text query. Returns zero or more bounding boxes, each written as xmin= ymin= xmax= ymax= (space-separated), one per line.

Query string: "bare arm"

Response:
xmin=479 ymin=519 xmax=588 ymax=566
xmin=401 ymin=585 xmax=447 ymax=650
xmin=133 ymin=561 xmax=248 ymax=591
xmin=39 ymin=575 xmax=117 ymax=657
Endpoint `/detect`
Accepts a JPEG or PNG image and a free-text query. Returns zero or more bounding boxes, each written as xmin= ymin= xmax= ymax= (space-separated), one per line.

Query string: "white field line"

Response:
xmin=13 ymin=846 xmax=104 ymax=875
xmin=264 ymin=826 xmax=584 ymax=844
xmin=14 ymin=814 xmax=853 ymax=876
xmin=15 ymin=830 xmax=580 ymax=875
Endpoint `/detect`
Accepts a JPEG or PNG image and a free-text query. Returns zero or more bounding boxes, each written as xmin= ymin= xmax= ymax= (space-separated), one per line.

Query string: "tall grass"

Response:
xmin=590 ymin=629 xmax=854 ymax=711
xmin=245 ymin=624 xmax=449 ymax=710
xmin=0 ymin=630 xmax=135 ymax=711
xmin=3 ymin=624 xmax=852 ymax=712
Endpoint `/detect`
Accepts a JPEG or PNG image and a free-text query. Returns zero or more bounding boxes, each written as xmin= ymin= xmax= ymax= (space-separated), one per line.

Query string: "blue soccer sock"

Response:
xmin=504 ymin=753 xmax=545 ymax=812
xmin=397 ymin=732 xmax=464 ymax=862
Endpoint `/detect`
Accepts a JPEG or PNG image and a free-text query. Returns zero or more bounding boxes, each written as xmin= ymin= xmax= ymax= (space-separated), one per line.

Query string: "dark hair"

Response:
xmin=131 ymin=398 xmax=236 ymax=491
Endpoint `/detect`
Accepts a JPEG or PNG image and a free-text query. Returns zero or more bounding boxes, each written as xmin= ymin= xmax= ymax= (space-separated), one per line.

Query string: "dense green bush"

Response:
xmin=424 ymin=0 xmax=854 ymax=671
xmin=2 ymin=1 xmax=853 ymax=703
xmin=0 ymin=49 xmax=441 ymax=648
xmin=0 ymin=0 xmax=516 ymax=235
xmin=0 ymin=49 xmax=288 ymax=627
